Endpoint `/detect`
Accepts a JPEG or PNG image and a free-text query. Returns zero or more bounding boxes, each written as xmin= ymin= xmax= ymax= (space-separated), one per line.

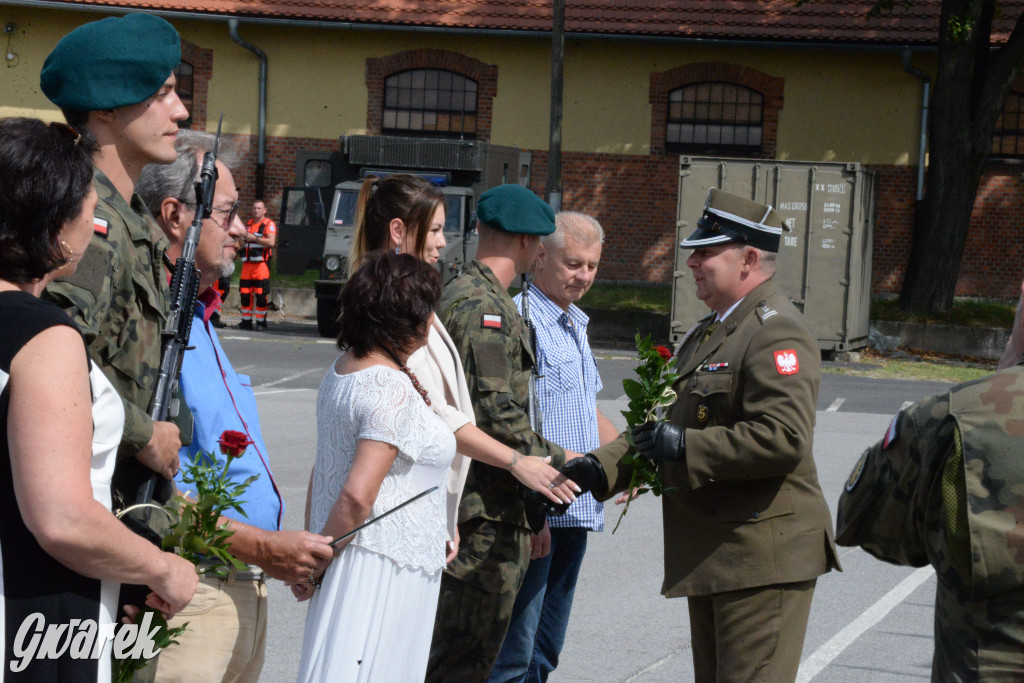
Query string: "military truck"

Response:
xmin=276 ymin=135 xmax=531 ymax=337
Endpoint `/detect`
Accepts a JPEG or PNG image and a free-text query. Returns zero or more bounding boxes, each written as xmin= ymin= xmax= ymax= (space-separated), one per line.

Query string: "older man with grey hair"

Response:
xmin=135 ymin=131 xmax=333 ymax=682
xmin=490 ymin=211 xmax=621 ymax=682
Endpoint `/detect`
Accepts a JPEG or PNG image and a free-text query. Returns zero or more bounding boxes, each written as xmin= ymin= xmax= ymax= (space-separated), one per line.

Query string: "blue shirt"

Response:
xmin=173 ymin=290 xmax=283 ymax=532
xmin=515 ymin=286 xmax=604 ymax=531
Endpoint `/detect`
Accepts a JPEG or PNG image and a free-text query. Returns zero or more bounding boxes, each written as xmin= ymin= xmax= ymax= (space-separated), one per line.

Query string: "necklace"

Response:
xmin=377 ymin=348 xmax=431 ymax=406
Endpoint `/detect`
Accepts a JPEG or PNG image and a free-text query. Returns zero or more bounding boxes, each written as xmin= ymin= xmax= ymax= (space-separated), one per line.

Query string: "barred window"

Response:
xmin=666 ymin=82 xmax=763 ymax=155
xmin=174 ymin=61 xmax=194 ymax=129
xmin=383 ymin=69 xmax=477 ymax=138
xmin=992 ymin=90 xmax=1024 ymax=158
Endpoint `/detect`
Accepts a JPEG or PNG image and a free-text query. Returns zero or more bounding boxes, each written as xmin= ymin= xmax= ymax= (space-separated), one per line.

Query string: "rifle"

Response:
xmin=521 ymin=273 xmax=544 ymax=437
xmin=119 ymin=115 xmax=222 ymax=542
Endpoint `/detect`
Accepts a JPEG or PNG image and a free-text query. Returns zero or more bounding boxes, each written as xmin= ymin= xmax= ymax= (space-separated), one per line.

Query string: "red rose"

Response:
xmin=655 ymin=345 xmax=672 ymax=362
xmin=218 ymin=430 xmax=253 ymax=459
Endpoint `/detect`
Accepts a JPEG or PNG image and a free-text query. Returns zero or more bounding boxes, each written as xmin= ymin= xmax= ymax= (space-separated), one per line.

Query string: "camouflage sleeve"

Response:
xmin=442 ymin=297 xmax=565 ymax=467
xmin=834 ymin=393 xmax=954 ymax=567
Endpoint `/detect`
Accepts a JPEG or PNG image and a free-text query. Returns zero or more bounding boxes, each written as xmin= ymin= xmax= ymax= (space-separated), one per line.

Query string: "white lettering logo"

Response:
xmin=9 ymin=612 xmax=162 ymax=672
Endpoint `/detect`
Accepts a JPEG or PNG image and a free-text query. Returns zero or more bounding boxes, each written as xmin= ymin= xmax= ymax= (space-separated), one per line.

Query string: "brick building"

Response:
xmin=2 ymin=0 xmax=1022 ymax=298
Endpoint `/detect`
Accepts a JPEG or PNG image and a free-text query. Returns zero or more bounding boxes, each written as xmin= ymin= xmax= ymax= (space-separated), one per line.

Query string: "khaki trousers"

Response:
xmin=151 ymin=573 xmax=268 ymax=683
xmin=687 ymin=579 xmax=816 ymax=683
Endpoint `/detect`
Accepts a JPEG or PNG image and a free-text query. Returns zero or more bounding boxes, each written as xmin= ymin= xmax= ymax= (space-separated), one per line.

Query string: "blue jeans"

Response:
xmin=487 ymin=528 xmax=588 ymax=683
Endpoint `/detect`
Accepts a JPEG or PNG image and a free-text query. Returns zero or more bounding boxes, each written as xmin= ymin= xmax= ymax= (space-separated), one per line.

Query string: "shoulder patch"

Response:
xmin=845 ymin=451 xmax=869 ymax=492
xmin=773 ymin=349 xmax=799 ymax=375
xmin=756 ymin=300 xmax=778 ymax=322
xmin=93 ymin=217 xmax=109 ymax=237
xmin=482 ymin=314 xmax=502 ymax=329
xmin=882 ymin=411 xmax=901 ymax=449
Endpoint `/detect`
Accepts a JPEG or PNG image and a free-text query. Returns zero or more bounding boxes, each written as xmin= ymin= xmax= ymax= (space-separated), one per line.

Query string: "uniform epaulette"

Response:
xmin=755 ymin=300 xmax=778 ymax=323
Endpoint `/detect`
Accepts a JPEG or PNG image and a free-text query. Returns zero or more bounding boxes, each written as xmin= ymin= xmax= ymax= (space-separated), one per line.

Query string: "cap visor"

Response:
xmin=680 ymin=227 xmax=735 ymax=248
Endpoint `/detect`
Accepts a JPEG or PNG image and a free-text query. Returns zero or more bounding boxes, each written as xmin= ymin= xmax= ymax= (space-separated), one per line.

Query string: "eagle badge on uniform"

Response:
xmin=773 ymin=349 xmax=799 ymax=375
xmin=697 ymin=401 xmax=709 ymax=425
xmin=93 ymin=217 xmax=109 ymax=237
xmin=482 ymin=314 xmax=502 ymax=329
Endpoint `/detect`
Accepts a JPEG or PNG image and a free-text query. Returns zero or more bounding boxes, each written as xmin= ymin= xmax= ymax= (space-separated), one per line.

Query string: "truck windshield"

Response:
xmin=331 ymin=190 xmax=359 ymax=227
xmin=444 ymin=196 xmax=464 ymax=234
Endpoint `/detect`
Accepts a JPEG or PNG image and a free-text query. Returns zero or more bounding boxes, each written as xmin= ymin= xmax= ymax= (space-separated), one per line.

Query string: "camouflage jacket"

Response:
xmin=837 ymin=362 xmax=1024 ymax=681
xmin=44 ymin=169 xmax=169 ymax=461
xmin=440 ymin=260 xmax=567 ymax=530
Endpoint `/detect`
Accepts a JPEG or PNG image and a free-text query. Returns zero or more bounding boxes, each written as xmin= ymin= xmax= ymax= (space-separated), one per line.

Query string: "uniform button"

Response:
xmin=751 ymin=511 xmax=760 ymax=519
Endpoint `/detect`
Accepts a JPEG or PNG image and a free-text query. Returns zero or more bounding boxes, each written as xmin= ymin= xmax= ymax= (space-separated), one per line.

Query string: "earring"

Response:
xmin=395 ymin=245 xmax=400 ymax=255
xmin=60 ymin=240 xmax=74 ymax=266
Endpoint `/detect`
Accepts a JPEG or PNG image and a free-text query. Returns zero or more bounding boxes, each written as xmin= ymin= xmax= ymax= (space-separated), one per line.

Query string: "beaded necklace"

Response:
xmin=380 ymin=347 xmax=431 ymax=406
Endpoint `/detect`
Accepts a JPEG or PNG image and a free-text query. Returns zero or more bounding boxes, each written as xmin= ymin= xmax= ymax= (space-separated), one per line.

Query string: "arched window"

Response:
xmin=992 ymin=89 xmax=1024 ymax=158
xmin=666 ymin=82 xmax=763 ymax=155
xmin=383 ymin=69 xmax=478 ymax=138
xmin=174 ymin=61 xmax=194 ymax=129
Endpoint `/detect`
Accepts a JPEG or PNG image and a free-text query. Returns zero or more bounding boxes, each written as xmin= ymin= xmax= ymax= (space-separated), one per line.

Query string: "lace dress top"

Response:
xmin=311 ymin=363 xmax=456 ymax=573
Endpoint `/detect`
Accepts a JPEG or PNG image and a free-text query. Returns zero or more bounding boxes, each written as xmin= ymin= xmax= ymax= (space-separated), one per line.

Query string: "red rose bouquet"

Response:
xmin=613 ymin=333 xmax=680 ymax=532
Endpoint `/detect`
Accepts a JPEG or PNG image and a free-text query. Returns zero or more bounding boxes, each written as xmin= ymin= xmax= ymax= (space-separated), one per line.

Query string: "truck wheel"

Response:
xmin=317 ymin=297 xmax=341 ymax=338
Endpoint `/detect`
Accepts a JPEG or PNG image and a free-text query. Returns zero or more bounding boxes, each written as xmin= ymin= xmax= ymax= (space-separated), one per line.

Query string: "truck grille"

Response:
xmin=347 ymin=136 xmax=483 ymax=171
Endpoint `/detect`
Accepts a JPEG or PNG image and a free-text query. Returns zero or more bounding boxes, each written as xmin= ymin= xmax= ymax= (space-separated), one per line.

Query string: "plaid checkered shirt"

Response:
xmin=515 ymin=286 xmax=604 ymax=531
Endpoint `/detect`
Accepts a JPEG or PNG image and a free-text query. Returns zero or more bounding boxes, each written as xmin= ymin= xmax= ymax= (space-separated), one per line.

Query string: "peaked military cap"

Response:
xmin=41 ymin=13 xmax=181 ymax=112
xmin=681 ymin=187 xmax=787 ymax=253
xmin=476 ymin=184 xmax=555 ymax=236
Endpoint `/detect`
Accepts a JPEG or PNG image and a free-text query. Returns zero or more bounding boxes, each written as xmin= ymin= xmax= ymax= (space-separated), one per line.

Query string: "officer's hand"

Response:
xmin=632 ymin=420 xmax=685 ymax=463
xmin=561 ymin=453 xmax=609 ymax=498
xmin=136 ymin=421 xmax=182 ymax=479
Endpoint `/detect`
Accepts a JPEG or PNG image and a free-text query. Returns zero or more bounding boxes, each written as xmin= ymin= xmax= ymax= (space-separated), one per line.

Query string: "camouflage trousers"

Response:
xmin=426 ymin=519 xmax=531 ymax=682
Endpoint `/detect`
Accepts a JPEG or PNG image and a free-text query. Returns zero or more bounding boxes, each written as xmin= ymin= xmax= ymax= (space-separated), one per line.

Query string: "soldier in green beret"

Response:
xmin=39 ymin=12 xmax=189 ymax=616
xmin=560 ymin=188 xmax=841 ymax=682
xmin=426 ymin=184 xmax=588 ymax=682
xmin=837 ymin=280 xmax=1024 ymax=681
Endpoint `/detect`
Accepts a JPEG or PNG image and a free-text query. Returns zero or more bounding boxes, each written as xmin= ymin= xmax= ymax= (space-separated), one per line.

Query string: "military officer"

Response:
xmin=837 ymin=281 xmax=1024 ymax=681
xmin=566 ymin=188 xmax=841 ymax=682
xmin=41 ymin=14 xmax=188 ymax=486
xmin=426 ymin=184 xmax=583 ymax=682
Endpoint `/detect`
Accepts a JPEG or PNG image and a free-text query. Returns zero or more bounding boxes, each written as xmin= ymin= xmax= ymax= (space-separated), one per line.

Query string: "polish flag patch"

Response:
xmin=93 ymin=217 xmax=109 ymax=236
xmin=882 ymin=412 xmax=901 ymax=449
xmin=482 ymin=314 xmax=502 ymax=329
xmin=773 ymin=349 xmax=799 ymax=375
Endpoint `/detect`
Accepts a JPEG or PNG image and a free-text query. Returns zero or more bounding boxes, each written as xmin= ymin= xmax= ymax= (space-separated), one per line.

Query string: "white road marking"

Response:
xmin=253 ymin=388 xmax=308 ymax=396
xmin=825 ymin=398 xmax=846 ymax=413
xmin=796 ymin=565 xmax=935 ymax=681
xmin=256 ymin=368 xmax=319 ymax=389
xmin=316 ymin=339 xmax=335 ymax=344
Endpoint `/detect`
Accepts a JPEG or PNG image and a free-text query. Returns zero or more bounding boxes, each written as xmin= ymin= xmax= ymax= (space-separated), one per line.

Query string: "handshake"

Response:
xmin=523 ymin=420 xmax=687 ymax=533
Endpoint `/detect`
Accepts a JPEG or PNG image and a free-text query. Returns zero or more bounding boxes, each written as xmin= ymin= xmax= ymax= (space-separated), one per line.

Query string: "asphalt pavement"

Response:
xmin=215 ymin=321 xmax=952 ymax=682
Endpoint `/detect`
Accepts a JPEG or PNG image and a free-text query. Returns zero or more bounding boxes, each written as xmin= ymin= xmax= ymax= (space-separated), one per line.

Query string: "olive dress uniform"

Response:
xmin=426 ymin=259 xmax=567 ymax=682
xmin=593 ymin=278 xmax=840 ymax=682
xmin=837 ymin=361 xmax=1024 ymax=682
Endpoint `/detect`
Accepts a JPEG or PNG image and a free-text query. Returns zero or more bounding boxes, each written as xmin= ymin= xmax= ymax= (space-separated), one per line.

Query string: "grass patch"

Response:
xmin=824 ymin=349 xmax=995 ymax=384
xmin=579 ymin=283 xmax=672 ymax=314
xmin=872 ymin=298 xmax=1014 ymax=328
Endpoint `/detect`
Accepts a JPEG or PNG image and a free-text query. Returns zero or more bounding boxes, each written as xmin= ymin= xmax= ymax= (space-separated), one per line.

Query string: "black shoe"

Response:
xmin=210 ymin=314 xmax=226 ymax=329
xmin=238 ymin=320 xmax=254 ymax=331
xmin=256 ymin=320 xmax=267 ymax=331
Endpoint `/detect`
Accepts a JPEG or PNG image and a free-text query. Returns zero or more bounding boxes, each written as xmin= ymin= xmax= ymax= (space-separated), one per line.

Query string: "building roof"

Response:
xmin=33 ymin=0 xmax=1024 ymax=46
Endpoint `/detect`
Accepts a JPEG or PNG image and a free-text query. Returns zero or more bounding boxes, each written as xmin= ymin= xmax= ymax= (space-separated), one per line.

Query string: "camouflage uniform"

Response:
xmin=426 ymin=260 xmax=567 ymax=682
xmin=44 ymin=169 xmax=169 ymax=504
xmin=837 ymin=362 xmax=1024 ymax=682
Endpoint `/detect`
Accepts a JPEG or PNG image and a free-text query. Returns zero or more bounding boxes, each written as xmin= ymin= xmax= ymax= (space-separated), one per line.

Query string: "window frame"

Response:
xmin=665 ymin=81 xmax=764 ymax=156
xmin=381 ymin=68 xmax=479 ymax=139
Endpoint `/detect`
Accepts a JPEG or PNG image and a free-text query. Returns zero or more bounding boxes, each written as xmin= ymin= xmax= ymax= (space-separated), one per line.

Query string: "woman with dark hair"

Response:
xmin=294 ymin=251 xmax=454 ymax=681
xmin=348 ymin=175 xmax=578 ymax=560
xmin=0 ymin=117 xmax=197 ymax=681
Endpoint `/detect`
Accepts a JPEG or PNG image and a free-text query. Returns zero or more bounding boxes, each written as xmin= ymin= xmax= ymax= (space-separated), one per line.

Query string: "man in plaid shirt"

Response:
xmin=491 ymin=212 xmax=620 ymax=682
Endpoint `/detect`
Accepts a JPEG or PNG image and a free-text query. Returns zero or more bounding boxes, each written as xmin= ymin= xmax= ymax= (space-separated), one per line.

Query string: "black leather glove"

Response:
xmin=523 ymin=491 xmax=550 ymax=533
xmin=561 ymin=453 xmax=609 ymax=498
xmin=632 ymin=420 xmax=686 ymax=462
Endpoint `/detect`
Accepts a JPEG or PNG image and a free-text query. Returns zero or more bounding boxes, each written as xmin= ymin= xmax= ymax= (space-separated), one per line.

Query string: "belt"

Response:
xmin=198 ymin=562 xmax=266 ymax=582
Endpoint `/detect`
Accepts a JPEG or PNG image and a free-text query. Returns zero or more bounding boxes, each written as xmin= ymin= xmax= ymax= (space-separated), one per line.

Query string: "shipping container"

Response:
xmin=672 ymin=157 xmax=877 ymax=354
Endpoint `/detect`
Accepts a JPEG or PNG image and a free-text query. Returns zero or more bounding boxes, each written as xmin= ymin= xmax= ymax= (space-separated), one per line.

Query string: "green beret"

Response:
xmin=41 ymin=13 xmax=180 ymax=111
xmin=476 ymin=184 xmax=555 ymax=236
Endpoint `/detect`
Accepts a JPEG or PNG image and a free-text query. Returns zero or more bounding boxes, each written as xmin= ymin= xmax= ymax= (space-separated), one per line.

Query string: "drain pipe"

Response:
xmin=228 ymin=19 xmax=267 ymax=199
xmin=901 ymin=47 xmax=930 ymax=202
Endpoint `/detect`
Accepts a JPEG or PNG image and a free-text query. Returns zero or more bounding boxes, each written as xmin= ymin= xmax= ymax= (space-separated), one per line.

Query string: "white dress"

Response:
xmin=297 ymin=364 xmax=456 ymax=682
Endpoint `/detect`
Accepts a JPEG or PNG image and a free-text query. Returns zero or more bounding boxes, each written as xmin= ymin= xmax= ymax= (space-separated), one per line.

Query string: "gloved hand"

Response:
xmin=632 ymin=420 xmax=686 ymax=462
xmin=524 ymin=491 xmax=552 ymax=533
xmin=561 ymin=453 xmax=609 ymax=498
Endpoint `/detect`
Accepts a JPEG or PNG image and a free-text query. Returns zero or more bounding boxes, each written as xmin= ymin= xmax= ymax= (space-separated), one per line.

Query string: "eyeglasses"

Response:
xmin=49 ymin=121 xmax=82 ymax=146
xmin=184 ymin=200 xmax=240 ymax=228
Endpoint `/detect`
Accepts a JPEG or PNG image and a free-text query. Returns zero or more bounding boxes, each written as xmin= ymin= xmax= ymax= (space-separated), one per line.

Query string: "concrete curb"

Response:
xmin=226 ymin=287 xmax=1009 ymax=360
